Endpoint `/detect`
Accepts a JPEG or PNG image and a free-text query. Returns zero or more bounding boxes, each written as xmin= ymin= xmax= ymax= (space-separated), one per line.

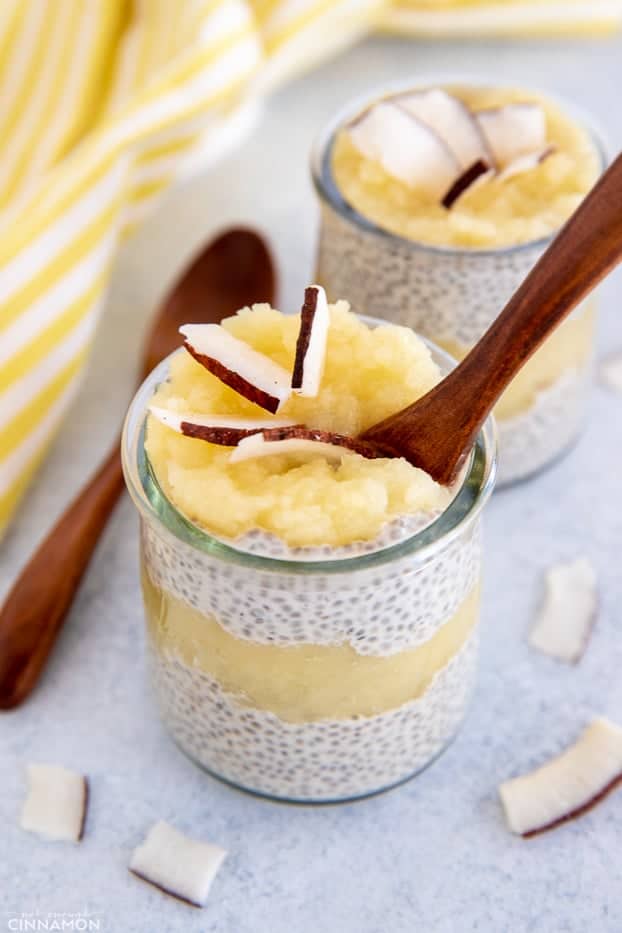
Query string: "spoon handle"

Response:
xmin=439 ymin=151 xmax=622 ymax=436
xmin=362 ymin=151 xmax=622 ymax=484
xmin=0 ymin=442 xmax=124 ymax=709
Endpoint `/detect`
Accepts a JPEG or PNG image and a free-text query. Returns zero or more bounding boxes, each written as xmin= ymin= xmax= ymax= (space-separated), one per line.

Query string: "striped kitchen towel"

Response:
xmin=1 ymin=0 xmax=620 ymax=538
xmin=381 ymin=1 xmax=622 ymax=37
xmin=0 ymin=0 xmax=382 ymax=536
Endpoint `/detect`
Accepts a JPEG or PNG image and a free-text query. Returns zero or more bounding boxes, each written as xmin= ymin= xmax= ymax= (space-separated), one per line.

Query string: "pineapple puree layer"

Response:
xmin=146 ymin=302 xmax=452 ymax=548
xmin=143 ymin=568 xmax=479 ymax=723
xmin=443 ymin=300 xmax=596 ymax=421
xmin=332 ymin=86 xmax=600 ymax=248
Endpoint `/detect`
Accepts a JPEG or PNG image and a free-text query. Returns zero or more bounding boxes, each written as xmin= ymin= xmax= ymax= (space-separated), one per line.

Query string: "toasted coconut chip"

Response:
xmin=230 ymin=426 xmax=386 ymax=463
xmin=498 ymin=146 xmax=555 ymax=181
xmin=20 ymin=765 xmax=88 ymax=843
xmin=292 ymin=285 xmax=330 ymax=397
xmin=599 ymin=352 xmax=622 ymax=394
xmin=149 ymin=406 xmax=299 ymax=447
xmin=395 ymin=88 xmax=493 ymax=169
xmin=348 ymin=101 xmax=460 ymax=199
xmin=442 ymin=159 xmax=494 ymax=209
xmin=475 ymin=103 xmax=547 ymax=168
xmin=529 ymin=557 xmax=598 ymax=664
xmin=180 ymin=324 xmax=291 ymax=414
xmin=129 ymin=821 xmax=227 ymax=908
xmin=499 ymin=718 xmax=622 ymax=837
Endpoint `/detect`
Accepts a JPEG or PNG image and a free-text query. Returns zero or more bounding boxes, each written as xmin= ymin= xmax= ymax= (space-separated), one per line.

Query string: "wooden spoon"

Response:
xmin=362 ymin=152 xmax=622 ymax=485
xmin=0 ymin=229 xmax=276 ymax=710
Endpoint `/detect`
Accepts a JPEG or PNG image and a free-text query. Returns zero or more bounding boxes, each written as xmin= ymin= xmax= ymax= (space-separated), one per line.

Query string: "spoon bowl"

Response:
xmin=143 ymin=229 xmax=275 ymax=377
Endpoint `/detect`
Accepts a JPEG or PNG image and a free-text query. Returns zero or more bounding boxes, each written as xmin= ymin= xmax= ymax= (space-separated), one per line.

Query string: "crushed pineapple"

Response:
xmin=332 ymin=85 xmax=601 ymax=248
xmin=442 ymin=300 xmax=596 ymax=421
xmin=146 ymin=302 xmax=452 ymax=547
xmin=143 ymin=570 xmax=479 ymax=722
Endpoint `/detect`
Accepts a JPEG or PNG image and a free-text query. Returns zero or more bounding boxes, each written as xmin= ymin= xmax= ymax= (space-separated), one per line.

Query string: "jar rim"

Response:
xmin=121 ymin=318 xmax=497 ymax=575
xmin=311 ymin=72 xmax=610 ymax=259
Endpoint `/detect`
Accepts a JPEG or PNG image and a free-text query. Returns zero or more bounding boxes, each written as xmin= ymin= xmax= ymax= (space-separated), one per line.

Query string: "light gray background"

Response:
xmin=2 ymin=35 xmax=622 ymax=933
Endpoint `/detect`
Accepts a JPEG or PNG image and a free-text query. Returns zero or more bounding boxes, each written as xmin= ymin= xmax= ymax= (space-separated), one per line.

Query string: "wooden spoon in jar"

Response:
xmin=362 ymin=151 xmax=622 ymax=485
xmin=0 ymin=229 xmax=276 ymax=710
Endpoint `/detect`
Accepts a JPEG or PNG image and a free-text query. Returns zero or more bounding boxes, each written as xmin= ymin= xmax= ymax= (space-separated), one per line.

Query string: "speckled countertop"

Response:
xmin=2 ymin=36 xmax=622 ymax=933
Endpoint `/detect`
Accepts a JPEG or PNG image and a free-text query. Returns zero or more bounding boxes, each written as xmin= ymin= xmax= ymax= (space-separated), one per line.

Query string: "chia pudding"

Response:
xmin=312 ymin=79 xmax=606 ymax=486
xmin=122 ymin=302 xmax=496 ymax=802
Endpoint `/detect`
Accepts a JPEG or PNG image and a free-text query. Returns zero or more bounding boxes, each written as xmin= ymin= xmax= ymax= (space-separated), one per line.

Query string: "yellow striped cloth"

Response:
xmin=1 ymin=0 xmax=620 ymax=538
xmin=383 ymin=0 xmax=622 ymax=36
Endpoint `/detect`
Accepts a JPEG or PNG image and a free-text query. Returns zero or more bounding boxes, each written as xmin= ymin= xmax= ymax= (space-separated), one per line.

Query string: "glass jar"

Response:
xmin=311 ymin=79 xmax=608 ymax=487
xmin=122 ymin=335 xmax=496 ymax=803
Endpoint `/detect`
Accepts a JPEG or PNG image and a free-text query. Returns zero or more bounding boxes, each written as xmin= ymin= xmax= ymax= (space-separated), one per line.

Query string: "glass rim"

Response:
xmin=121 ymin=320 xmax=497 ymax=576
xmin=311 ymin=72 xmax=610 ymax=259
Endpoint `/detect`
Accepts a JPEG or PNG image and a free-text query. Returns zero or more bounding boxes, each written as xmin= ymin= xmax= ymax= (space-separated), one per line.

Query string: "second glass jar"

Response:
xmin=312 ymin=78 xmax=607 ymax=486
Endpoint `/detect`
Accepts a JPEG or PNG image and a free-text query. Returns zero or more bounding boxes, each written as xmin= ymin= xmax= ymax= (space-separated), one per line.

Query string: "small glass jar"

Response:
xmin=122 ymin=335 xmax=496 ymax=804
xmin=311 ymin=79 xmax=608 ymax=487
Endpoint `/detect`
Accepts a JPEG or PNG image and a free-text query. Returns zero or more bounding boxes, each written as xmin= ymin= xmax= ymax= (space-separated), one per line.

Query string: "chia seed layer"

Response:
xmin=141 ymin=504 xmax=481 ymax=800
xmin=141 ymin=516 xmax=481 ymax=657
xmin=149 ymin=630 xmax=478 ymax=802
xmin=316 ymin=202 xmax=548 ymax=348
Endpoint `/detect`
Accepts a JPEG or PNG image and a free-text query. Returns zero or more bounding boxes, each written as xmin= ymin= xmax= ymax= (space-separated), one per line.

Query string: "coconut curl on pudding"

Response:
xmin=332 ymin=85 xmax=600 ymax=248
xmin=146 ymin=288 xmax=458 ymax=550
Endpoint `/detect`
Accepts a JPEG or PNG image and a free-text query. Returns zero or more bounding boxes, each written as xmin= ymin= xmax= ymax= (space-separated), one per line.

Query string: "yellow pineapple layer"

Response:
xmin=143 ymin=566 xmax=479 ymax=723
xmin=442 ymin=300 xmax=596 ymax=421
xmin=146 ymin=302 xmax=452 ymax=548
xmin=332 ymin=85 xmax=600 ymax=248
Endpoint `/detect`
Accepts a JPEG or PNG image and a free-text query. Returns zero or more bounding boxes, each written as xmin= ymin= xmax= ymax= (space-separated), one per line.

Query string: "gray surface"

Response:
xmin=2 ymin=35 xmax=622 ymax=933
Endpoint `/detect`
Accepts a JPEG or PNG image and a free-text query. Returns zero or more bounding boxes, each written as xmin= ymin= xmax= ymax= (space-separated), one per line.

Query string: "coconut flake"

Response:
xmin=348 ymin=93 xmax=551 ymax=200
xmin=149 ymin=406 xmax=299 ymax=446
xmin=396 ymin=88 xmax=493 ymax=169
xmin=292 ymin=285 xmax=330 ymax=397
xmin=20 ymin=764 xmax=88 ymax=843
xmin=600 ymin=352 xmax=622 ymax=394
xmin=475 ymin=103 xmax=547 ymax=169
xmin=442 ymin=159 xmax=494 ymax=209
xmin=499 ymin=718 xmax=622 ymax=837
xmin=498 ymin=146 xmax=555 ymax=181
xmin=529 ymin=558 xmax=598 ymax=664
xmin=129 ymin=821 xmax=227 ymax=908
xmin=348 ymin=101 xmax=460 ymax=199
xmin=230 ymin=426 xmax=385 ymax=463
xmin=180 ymin=324 xmax=292 ymax=414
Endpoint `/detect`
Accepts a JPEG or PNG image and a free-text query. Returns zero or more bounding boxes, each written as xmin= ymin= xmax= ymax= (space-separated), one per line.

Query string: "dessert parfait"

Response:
xmin=122 ymin=288 xmax=495 ymax=802
xmin=313 ymin=80 xmax=606 ymax=485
